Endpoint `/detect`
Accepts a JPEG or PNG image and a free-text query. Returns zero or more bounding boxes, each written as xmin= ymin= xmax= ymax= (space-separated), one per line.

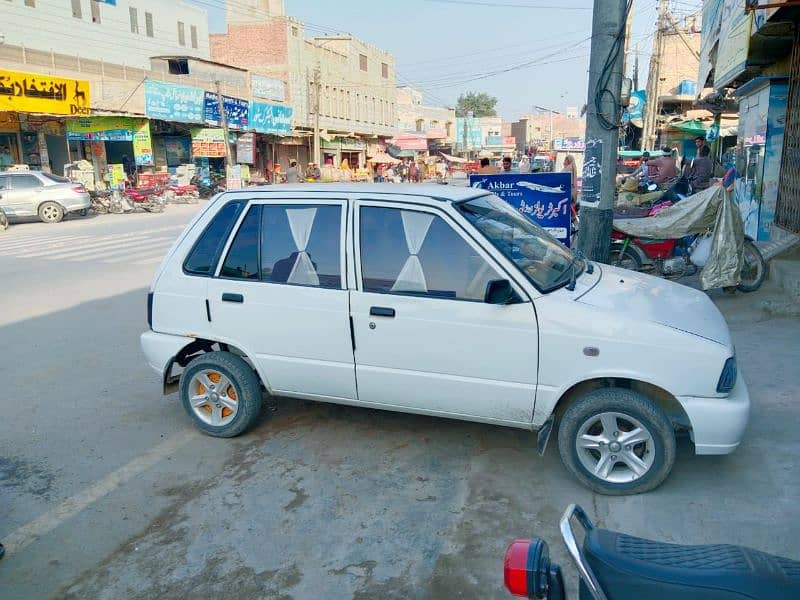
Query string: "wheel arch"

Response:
xmin=550 ymin=377 xmax=691 ymax=433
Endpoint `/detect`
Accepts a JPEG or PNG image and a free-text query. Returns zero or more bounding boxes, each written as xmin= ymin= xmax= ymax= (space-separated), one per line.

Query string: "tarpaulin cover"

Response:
xmin=613 ymin=186 xmax=744 ymax=290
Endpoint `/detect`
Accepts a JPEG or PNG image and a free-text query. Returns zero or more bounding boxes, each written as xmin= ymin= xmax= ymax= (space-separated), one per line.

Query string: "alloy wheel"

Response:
xmin=188 ymin=370 xmax=239 ymax=427
xmin=575 ymin=411 xmax=655 ymax=483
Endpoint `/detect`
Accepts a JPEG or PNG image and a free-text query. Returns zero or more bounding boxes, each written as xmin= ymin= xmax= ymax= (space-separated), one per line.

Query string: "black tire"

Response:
xmin=557 ymin=387 xmax=676 ymax=495
xmin=0 ymin=209 xmax=8 ymax=231
xmin=737 ymin=240 xmax=767 ymax=293
xmin=179 ymin=351 xmax=263 ymax=438
xmin=609 ymin=243 xmax=641 ymax=271
xmin=79 ymin=208 xmax=89 ymax=217
xmin=38 ymin=201 xmax=64 ymax=223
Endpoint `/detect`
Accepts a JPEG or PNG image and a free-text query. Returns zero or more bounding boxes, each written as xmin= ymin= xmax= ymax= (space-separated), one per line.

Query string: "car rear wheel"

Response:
xmin=179 ymin=351 xmax=263 ymax=438
xmin=557 ymin=387 xmax=676 ymax=495
xmin=38 ymin=201 xmax=64 ymax=223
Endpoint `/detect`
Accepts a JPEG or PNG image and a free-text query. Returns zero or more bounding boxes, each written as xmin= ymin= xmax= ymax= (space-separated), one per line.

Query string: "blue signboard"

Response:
xmin=144 ymin=80 xmax=204 ymax=124
xmin=249 ymin=101 xmax=293 ymax=135
xmin=204 ymin=92 xmax=249 ymax=130
xmin=455 ymin=117 xmax=482 ymax=151
xmin=469 ymin=172 xmax=572 ymax=247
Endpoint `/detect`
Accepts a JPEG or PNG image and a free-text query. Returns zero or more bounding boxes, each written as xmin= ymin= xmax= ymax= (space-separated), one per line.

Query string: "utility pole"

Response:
xmin=312 ymin=63 xmax=321 ymax=166
xmin=576 ymin=0 xmax=628 ymax=263
xmin=633 ymin=42 xmax=639 ymax=91
xmin=641 ymin=0 xmax=667 ymax=151
xmin=214 ymin=80 xmax=233 ymax=167
xmin=622 ymin=0 xmax=635 ymax=78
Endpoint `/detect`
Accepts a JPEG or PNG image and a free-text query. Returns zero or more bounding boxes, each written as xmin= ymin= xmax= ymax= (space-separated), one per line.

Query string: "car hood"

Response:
xmin=577 ymin=264 xmax=732 ymax=347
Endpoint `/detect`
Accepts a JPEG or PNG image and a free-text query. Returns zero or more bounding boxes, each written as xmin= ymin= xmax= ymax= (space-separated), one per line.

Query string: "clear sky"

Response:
xmin=189 ymin=0 xmax=702 ymax=120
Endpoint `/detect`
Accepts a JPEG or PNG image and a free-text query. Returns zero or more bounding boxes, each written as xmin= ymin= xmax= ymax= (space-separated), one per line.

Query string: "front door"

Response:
xmin=207 ymin=198 xmax=356 ymax=400
xmin=5 ymin=173 xmax=43 ymax=216
xmin=351 ymin=200 xmax=539 ymax=425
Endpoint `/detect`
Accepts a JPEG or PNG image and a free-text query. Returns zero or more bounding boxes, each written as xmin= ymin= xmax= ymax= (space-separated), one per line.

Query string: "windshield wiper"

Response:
xmin=565 ymin=251 xmax=592 ymax=291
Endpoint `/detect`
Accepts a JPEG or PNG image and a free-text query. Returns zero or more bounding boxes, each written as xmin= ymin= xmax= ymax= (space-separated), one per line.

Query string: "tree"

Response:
xmin=455 ymin=92 xmax=498 ymax=118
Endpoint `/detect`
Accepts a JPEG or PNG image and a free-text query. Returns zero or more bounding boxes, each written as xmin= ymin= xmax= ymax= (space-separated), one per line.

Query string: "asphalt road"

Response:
xmin=1 ymin=203 xmax=799 ymax=599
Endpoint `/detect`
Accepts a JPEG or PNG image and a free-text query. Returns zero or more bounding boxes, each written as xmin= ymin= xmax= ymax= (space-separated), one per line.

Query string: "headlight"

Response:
xmin=717 ymin=356 xmax=737 ymax=393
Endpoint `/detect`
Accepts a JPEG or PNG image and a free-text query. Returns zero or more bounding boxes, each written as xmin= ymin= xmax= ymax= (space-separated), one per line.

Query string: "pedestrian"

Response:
xmin=628 ymin=152 xmax=651 ymax=186
xmin=694 ymin=135 xmax=707 ymax=155
xmin=286 ymin=159 xmax=300 ymax=183
xmin=0 ymin=146 xmax=13 ymax=170
xmin=400 ymin=161 xmax=409 ymax=182
xmin=409 ymin=160 xmax=419 ymax=183
xmin=650 ymin=147 xmax=677 ymax=184
xmin=478 ymin=157 xmax=497 ymax=174
xmin=306 ymin=162 xmax=321 ymax=181
xmin=688 ymin=144 xmax=713 ymax=191
xmin=501 ymin=156 xmax=513 ymax=173
xmin=518 ymin=155 xmax=531 ymax=173
xmin=561 ymin=154 xmax=577 ymax=202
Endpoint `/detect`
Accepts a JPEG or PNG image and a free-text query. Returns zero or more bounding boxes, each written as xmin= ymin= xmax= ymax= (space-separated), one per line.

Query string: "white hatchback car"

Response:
xmin=141 ymin=184 xmax=749 ymax=495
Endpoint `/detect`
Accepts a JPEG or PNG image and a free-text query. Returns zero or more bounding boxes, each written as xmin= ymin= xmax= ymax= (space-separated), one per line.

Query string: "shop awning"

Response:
xmin=367 ymin=152 xmax=400 ymax=164
xmin=670 ymin=119 xmax=709 ymax=135
xmin=439 ymin=152 xmax=466 ymax=163
xmin=387 ymin=146 xmax=417 ymax=158
xmin=388 ymin=133 xmax=428 ymax=151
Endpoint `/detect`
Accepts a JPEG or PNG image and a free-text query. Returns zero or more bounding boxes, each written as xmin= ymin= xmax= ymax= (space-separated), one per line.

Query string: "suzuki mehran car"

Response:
xmin=141 ymin=184 xmax=749 ymax=495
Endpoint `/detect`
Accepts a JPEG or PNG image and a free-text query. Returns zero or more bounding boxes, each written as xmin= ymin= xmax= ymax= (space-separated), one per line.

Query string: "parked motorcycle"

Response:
xmin=163 ymin=184 xmax=200 ymax=204
xmin=124 ymin=186 xmax=166 ymax=213
xmin=505 ymin=504 xmax=800 ymax=599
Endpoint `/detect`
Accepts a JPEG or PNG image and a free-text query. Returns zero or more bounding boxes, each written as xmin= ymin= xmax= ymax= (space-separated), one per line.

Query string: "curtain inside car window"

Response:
xmin=285 ymin=207 xmax=320 ymax=286
xmin=391 ymin=210 xmax=434 ymax=293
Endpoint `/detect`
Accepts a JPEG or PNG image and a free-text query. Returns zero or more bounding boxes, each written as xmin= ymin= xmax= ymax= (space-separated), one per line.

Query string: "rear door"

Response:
xmin=206 ymin=198 xmax=357 ymax=400
xmin=350 ymin=199 xmax=539 ymax=425
xmin=6 ymin=173 xmax=44 ymax=216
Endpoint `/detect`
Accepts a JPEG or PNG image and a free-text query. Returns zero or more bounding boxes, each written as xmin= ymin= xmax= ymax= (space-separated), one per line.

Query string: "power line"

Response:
xmin=423 ymin=0 xmax=592 ymax=10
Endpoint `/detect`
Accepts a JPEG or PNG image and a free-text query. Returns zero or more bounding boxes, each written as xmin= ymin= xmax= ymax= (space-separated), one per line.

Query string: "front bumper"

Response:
xmin=678 ymin=375 xmax=751 ymax=455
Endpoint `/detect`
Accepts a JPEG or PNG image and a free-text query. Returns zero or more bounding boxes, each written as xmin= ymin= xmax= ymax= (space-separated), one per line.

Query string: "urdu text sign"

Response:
xmin=0 ymin=69 xmax=90 ymax=116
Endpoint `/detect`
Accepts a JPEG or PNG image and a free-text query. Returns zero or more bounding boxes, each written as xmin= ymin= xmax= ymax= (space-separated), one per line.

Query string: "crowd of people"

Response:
xmin=628 ymin=136 xmax=715 ymax=192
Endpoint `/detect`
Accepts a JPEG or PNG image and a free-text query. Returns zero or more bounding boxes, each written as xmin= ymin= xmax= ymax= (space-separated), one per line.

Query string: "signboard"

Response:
xmin=485 ymin=135 xmax=502 ymax=146
xmin=754 ymin=0 xmax=786 ymax=32
xmin=455 ymin=117 xmax=482 ymax=151
xmin=108 ymin=164 xmax=126 ymax=190
xmin=204 ymin=92 xmax=249 ymax=130
xmin=469 ymin=173 xmax=572 ymax=246
xmin=236 ymin=133 xmax=255 ymax=164
xmin=164 ymin=136 xmax=191 ymax=166
xmin=251 ymin=75 xmax=285 ymax=102
xmin=621 ymin=90 xmax=646 ymax=128
xmin=67 ymin=117 xmax=152 ymax=165
xmin=699 ymin=0 xmax=724 ymax=87
xmin=553 ymin=137 xmax=587 ymax=151
xmin=132 ymin=125 xmax=153 ymax=166
xmin=144 ymin=80 xmax=204 ymax=123
xmin=249 ymin=101 xmax=293 ymax=135
xmin=580 ymin=139 xmax=602 ymax=207
xmin=0 ymin=69 xmax=90 ymax=116
xmin=714 ymin=0 xmax=752 ymax=89
xmin=227 ymin=164 xmax=243 ymax=190
xmin=191 ymin=127 xmax=227 ymax=158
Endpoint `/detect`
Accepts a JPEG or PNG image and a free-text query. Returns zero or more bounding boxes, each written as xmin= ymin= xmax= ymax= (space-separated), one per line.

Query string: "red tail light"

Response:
xmin=504 ymin=539 xmax=532 ymax=597
xmin=71 ymin=184 xmax=85 ymax=193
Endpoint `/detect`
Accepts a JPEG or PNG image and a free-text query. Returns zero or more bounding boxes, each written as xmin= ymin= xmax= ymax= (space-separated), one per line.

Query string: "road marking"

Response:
xmin=20 ymin=236 xmax=175 ymax=261
xmin=0 ymin=430 xmax=196 ymax=557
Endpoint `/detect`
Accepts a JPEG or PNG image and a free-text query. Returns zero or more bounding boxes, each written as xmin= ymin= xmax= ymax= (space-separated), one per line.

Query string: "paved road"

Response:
xmin=1 ymin=204 xmax=799 ymax=599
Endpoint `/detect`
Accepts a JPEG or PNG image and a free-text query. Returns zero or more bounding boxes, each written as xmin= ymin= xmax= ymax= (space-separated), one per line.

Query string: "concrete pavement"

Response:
xmin=1 ymin=204 xmax=799 ymax=599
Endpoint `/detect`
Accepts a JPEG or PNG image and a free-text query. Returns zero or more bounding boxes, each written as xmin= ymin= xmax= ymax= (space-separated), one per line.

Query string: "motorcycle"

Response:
xmin=123 ymin=185 xmax=166 ymax=213
xmin=163 ymin=184 xmax=200 ymax=204
xmin=505 ymin=504 xmax=800 ymax=599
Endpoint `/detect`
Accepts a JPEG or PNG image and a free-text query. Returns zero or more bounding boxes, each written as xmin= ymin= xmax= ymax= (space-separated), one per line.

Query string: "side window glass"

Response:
xmin=183 ymin=200 xmax=245 ymax=276
xmin=12 ymin=175 xmax=42 ymax=189
xmin=261 ymin=204 xmax=342 ymax=288
xmin=360 ymin=206 xmax=501 ymax=301
xmin=221 ymin=205 xmax=261 ymax=280
xmin=0 ymin=176 xmax=8 ymax=190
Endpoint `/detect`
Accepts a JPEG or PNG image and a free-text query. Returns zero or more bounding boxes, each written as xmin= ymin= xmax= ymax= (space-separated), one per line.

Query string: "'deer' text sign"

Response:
xmin=0 ymin=69 xmax=91 ymax=116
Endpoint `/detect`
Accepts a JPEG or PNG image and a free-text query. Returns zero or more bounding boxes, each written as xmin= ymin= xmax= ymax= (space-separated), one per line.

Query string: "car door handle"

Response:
xmin=221 ymin=293 xmax=244 ymax=303
xmin=370 ymin=306 xmax=395 ymax=317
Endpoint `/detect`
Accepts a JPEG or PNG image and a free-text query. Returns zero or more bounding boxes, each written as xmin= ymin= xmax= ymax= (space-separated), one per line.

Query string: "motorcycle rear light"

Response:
xmin=717 ymin=356 xmax=737 ymax=393
xmin=504 ymin=539 xmax=532 ymax=597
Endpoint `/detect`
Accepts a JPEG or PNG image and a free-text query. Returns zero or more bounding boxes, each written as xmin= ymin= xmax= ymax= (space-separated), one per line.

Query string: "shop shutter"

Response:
xmin=775 ymin=26 xmax=800 ymax=233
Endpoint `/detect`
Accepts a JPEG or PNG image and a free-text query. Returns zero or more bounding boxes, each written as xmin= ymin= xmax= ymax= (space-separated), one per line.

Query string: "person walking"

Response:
xmin=286 ymin=160 xmax=301 ymax=183
xmin=561 ymin=154 xmax=578 ymax=202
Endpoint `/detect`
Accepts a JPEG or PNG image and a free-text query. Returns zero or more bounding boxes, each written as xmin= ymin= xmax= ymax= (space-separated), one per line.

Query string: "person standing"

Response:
xmin=561 ymin=154 xmax=578 ymax=202
xmin=688 ymin=144 xmax=713 ymax=191
xmin=305 ymin=162 xmax=320 ymax=181
xmin=478 ymin=157 xmax=497 ymax=174
xmin=518 ymin=155 xmax=531 ymax=173
xmin=0 ymin=146 xmax=13 ymax=170
xmin=501 ymin=156 xmax=513 ymax=172
xmin=409 ymin=160 xmax=419 ymax=183
xmin=286 ymin=159 xmax=300 ymax=183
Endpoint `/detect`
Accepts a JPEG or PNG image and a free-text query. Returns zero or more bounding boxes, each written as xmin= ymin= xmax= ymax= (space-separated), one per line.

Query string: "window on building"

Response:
xmin=129 ymin=7 xmax=139 ymax=34
xmin=381 ymin=62 xmax=389 ymax=79
xmin=346 ymin=91 xmax=351 ymax=120
xmin=355 ymin=94 xmax=360 ymax=121
xmin=415 ymin=119 xmax=424 ymax=133
xmin=178 ymin=21 xmax=186 ymax=46
xmin=360 ymin=207 xmax=501 ymax=301
xmin=145 ymin=12 xmax=154 ymax=37
xmin=359 ymin=54 xmax=368 ymax=72
xmin=90 ymin=0 xmax=101 ymax=23
xmin=71 ymin=0 xmax=81 ymax=18
xmin=372 ymin=98 xmax=377 ymax=124
xmin=191 ymin=25 xmax=198 ymax=49
xmin=24 ymin=0 xmax=35 ymax=7
xmin=291 ymin=26 xmax=299 ymax=37
xmin=168 ymin=58 xmax=190 ymax=75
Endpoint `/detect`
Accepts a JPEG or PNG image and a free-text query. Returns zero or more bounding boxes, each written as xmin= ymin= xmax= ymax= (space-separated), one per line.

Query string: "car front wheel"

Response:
xmin=557 ymin=387 xmax=676 ymax=495
xmin=179 ymin=351 xmax=263 ymax=438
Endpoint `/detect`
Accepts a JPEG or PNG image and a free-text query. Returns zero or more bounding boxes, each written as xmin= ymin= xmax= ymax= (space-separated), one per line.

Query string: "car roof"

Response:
xmin=219 ymin=183 xmax=490 ymax=204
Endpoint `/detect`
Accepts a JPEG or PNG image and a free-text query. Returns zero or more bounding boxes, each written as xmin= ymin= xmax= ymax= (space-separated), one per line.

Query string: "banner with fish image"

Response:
xmin=0 ymin=69 xmax=90 ymax=116
xmin=469 ymin=172 xmax=572 ymax=246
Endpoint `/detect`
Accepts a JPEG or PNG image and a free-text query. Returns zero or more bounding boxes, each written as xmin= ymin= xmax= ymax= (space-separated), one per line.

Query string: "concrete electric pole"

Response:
xmin=576 ymin=0 xmax=629 ymax=263
xmin=312 ymin=64 xmax=321 ymax=166
xmin=641 ymin=0 xmax=668 ymax=151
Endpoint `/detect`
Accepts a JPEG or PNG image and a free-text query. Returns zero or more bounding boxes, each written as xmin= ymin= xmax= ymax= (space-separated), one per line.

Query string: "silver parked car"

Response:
xmin=0 ymin=171 xmax=91 ymax=223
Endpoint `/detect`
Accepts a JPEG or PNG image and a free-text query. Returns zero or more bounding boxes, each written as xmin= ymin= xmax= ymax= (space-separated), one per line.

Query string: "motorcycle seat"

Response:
xmin=583 ymin=528 xmax=800 ymax=599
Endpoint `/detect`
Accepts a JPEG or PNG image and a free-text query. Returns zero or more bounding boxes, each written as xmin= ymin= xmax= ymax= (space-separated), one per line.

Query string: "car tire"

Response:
xmin=38 ymin=201 xmax=64 ymax=224
xmin=557 ymin=387 xmax=676 ymax=495
xmin=79 ymin=208 xmax=89 ymax=217
xmin=179 ymin=351 xmax=263 ymax=438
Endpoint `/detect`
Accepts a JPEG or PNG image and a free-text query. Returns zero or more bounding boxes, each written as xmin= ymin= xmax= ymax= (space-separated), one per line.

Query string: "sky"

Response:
xmin=188 ymin=0 xmax=702 ymax=120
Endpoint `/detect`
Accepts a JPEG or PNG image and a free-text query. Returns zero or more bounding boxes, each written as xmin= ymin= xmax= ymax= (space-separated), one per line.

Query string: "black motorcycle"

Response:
xmin=505 ymin=504 xmax=800 ymax=599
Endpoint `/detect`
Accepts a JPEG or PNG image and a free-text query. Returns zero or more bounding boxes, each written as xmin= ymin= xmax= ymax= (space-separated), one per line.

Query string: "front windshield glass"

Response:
xmin=457 ymin=193 xmax=577 ymax=292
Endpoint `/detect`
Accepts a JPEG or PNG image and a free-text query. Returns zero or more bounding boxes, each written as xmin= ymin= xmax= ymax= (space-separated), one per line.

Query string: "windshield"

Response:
xmin=457 ymin=193 xmax=577 ymax=292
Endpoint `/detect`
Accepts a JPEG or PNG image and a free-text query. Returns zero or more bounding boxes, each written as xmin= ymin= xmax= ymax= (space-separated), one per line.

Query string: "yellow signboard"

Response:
xmin=0 ymin=69 xmax=90 ymax=116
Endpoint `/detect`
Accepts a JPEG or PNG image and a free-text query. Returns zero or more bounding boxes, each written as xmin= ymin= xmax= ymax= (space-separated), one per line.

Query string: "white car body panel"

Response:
xmin=142 ymin=184 xmax=750 ymax=455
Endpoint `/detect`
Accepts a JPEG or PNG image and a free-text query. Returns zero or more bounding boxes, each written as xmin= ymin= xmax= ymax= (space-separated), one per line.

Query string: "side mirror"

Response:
xmin=485 ymin=279 xmax=517 ymax=305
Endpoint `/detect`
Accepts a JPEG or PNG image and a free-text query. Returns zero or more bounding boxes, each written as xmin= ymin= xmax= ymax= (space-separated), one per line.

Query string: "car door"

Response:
xmin=206 ymin=198 xmax=357 ymax=401
xmin=351 ymin=200 xmax=539 ymax=425
xmin=8 ymin=173 xmax=46 ymax=216
xmin=0 ymin=175 xmax=9 ymax=214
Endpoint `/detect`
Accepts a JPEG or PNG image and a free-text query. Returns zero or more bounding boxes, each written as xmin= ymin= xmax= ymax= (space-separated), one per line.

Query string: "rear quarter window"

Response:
xmin=183 ymin=200 xmax=246 ymax=276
